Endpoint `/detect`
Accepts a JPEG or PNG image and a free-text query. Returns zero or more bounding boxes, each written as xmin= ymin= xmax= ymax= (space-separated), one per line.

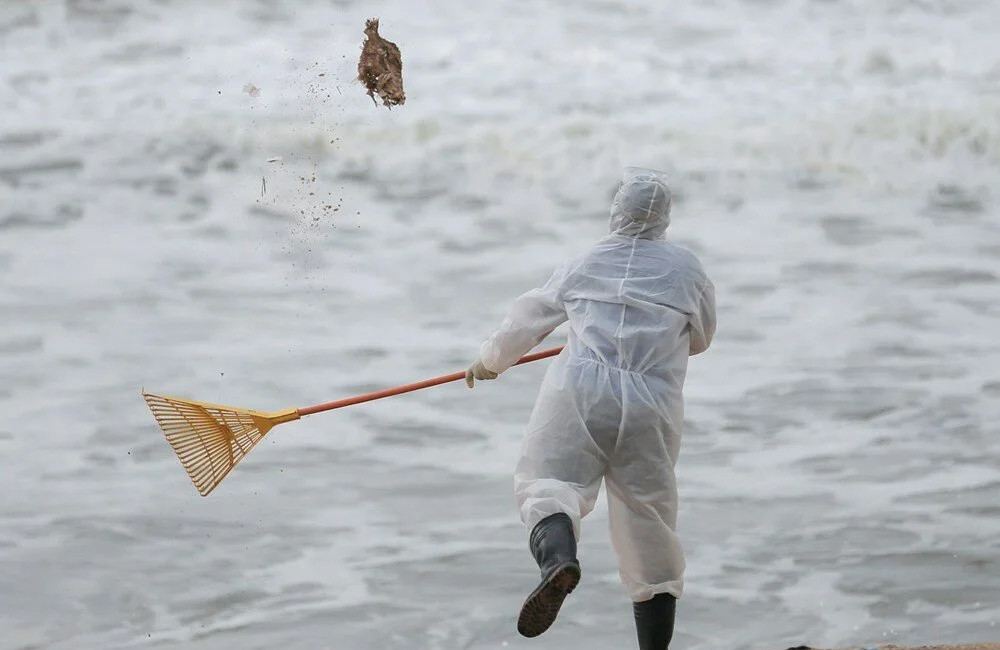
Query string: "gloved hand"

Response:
xmin=465 ymin=359 xmax=498 ymax=388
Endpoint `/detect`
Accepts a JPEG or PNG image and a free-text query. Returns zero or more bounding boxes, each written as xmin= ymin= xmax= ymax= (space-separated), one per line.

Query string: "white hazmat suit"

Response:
xmin=477 ymin=167 xmax=716 ymax=602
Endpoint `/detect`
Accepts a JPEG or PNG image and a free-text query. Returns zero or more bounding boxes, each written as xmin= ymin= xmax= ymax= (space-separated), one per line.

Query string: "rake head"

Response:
xmin=142 ymin=391 xmax=299 ymax=496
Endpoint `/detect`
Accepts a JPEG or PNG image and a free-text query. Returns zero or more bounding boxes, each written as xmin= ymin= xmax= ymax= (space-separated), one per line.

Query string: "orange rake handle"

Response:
xmin=296 ymin=346 xmax=564 ymax=417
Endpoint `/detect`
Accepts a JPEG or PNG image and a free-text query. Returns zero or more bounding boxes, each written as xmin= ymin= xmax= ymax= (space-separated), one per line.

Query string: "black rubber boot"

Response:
xmin=633 ymin=593 xmax=677 ymax=650
xmin=516 ymin=513 xmax=581 ymax=638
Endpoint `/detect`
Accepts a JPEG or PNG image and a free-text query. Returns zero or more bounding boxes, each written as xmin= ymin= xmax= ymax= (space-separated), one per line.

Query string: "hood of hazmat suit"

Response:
xmin=477 ymin=167 xmax=716 ymax=603
xmin=608 ymin=167 xmax=672 ymax=240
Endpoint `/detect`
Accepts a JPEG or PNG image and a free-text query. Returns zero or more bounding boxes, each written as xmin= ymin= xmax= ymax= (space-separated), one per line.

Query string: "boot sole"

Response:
xmin=517 ymin=561 xmax=581 ymax=638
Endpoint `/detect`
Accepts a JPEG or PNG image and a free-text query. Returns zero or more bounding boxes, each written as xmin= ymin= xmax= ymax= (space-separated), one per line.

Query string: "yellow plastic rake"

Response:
xmin=142 ymin=346 xmax=563 ymax=496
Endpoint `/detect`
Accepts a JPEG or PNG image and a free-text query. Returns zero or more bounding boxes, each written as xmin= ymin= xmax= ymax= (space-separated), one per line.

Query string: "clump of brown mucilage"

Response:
xmin=357 ymin=18 xmax=405 ymax=109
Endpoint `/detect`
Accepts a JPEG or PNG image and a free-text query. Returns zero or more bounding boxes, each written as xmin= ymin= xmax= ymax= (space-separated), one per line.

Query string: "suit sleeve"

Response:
xmin=689 ymin=278 xmax=716 ymax=356
xmin=479 ymin=265 xmax=569 ymax=373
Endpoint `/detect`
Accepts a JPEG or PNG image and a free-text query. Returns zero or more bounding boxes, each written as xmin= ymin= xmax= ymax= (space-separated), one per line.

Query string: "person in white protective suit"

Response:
xmin=465 ymin=167 xmax=716 ymax=649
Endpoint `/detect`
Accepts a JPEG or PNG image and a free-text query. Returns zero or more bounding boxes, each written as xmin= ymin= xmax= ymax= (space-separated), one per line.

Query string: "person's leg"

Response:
xmin=513 ymin=398 xmax=610 ymax=540
xmin=604 ymin=465 xmax=684 ymax=601
xmin=513 ymin=430 xmax=604 ymax=637
xmin=606 ymin=465 xmax=683 ymax=648
xmin=632 ymin=593 xmax=677 ymax=650
xmin=605 ymin=382 xmax=685 ymax=647
xmin=513 ymin=366 xmax=612 ymax=637
xmin=516 ymin=511 xmax=582 ymax=637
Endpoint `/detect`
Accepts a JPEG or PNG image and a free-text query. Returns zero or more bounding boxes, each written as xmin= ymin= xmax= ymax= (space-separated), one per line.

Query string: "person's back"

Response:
xmin=564 ymin=236 xmax=712 ymax=377
xmin=465 ymin=167 xmax=716 ymax=650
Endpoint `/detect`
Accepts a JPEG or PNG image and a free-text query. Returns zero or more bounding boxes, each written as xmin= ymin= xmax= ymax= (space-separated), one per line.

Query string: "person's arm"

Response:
xmin=689 ymin=278 xmax=716 ymax=356
xmin=479 ymin=265 xmax=569 ymax=374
